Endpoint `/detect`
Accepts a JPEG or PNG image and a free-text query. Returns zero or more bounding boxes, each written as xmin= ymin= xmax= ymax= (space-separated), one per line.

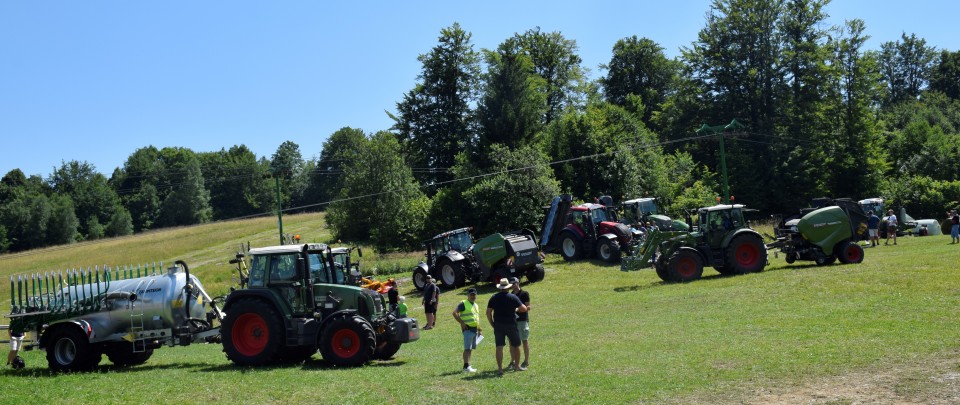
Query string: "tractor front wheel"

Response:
xmin=663 ymin=248 xmax=704 ymax=282
xmin=438 ymin=259 xmax=466 ymax=287
xmin=725 ymin=234 xmax=766 ymax=274
xmin=597 ymin=239 xmax=621 ymax=262
xmin=319 ymin=315 xmax=376 ymax=367
xmin=559 ymin=233 xmax=583 ymax=261
xmin=222 ymin=298 xmax=284 ymax=366
xmin=412 ymin=267 xmax=429 ymax=291
xmin=835 ymin=242 xmax=864 ymax=264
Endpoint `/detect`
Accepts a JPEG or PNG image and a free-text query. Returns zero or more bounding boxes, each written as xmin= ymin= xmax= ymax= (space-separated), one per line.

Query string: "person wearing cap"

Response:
xmin=422 ymin=276 xmax=440 ymax=330
xmin=452 ymin=288 xmax=482 ymax=373
xmin=486 ymin=278 xmax=528 ymax=377
xmin=866 ymin=210 xmax=880 ymax=247
xmin=509 ymin=277 xmax=531 ymax=369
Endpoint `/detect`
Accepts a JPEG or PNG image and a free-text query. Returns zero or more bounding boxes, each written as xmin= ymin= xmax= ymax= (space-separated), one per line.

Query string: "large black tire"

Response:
xmin=597 ymin=239 xmax=621 ymax=262
xmin=412 ymin=267 xmax=429 ymax=291
xmin=45 ymin=326 xmax=101 ymax=372
xmin=437 ymin=258 xmax=466 ymax=287
xmin=654 ymin=257 xmax=669 ymax=281
xmin=835 ymin=241 xmax=864 ymax=264
xmin=526 ymin=264 xmax=545 ymax=283
xmin=222 ymin=298 xmax=285 ymax=366
xmin=373 ymin=341 xmax=402 ymax=360
xmin=725 ymin=234 xmax=766 ymax=274
xmin=105 ymin=343 xmax=154 ymax=367
xmin=558 ymin=233 xmax=583 ymax=261
xmin=662 ymin=248 xmax=704 ymax=283
xmin=319 ymin=315 xmax=376 ymax=367
xmin=814 ymin=254 xmax=835 ymax=266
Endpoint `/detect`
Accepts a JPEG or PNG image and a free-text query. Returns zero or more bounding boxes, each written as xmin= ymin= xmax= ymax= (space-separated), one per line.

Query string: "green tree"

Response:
xmin=391 ymin=23 xmax=481 ymax=184
xmin=86 ymin=215 xmax=104 ymax=240
xmin=930 ymin=49 xmax=960 ymax=100
xmin=50 ymin=160 xmax=120 ymax=238
xmin=877 ymin=32 xmax=937 ymax=108
xmin=198 ymin=145 xmax=271 ymax=220
xmin=326 ymin=132 xmax=428 ymax=251
xmin=510 ymin=27 xmax=586 ymax=125
xmin=156 ymin=156 xmax=213 ymax=227
xmin=47 ymin=194 xmax=79 ymax=244
xmin=477 ymin=40 xmax=548 ymax=153
xmin=600 ymin=36 xmax=679 ymax=128
xmin=305 ymin=127 xmax=368 ymax=208
xmin=269 ymin=140 xmax=307 ymax=208
xmin=105 ymin=206 xmax=134 ymax=237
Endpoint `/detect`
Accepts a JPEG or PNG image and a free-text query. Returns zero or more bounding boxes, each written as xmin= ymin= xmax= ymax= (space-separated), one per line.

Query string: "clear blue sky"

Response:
xmin=2 ymin=1 xmax=957 ymax=178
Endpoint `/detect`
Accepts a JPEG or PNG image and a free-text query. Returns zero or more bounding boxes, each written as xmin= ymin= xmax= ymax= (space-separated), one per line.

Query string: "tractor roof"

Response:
xmin=700 ymin=204 xmax=747 ymax=212
xmin=249 ymin=243 xmax=329 ymax=255
xmin=622 ymin=197 xmax=656 ymax=204
xmin=573 ymin=203 xmax=606 ymax=211
xmin=428 ymin=227 xmax=472 ymax=240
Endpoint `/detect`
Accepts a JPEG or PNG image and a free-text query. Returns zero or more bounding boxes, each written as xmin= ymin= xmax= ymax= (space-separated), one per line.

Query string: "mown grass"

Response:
xmin=2 ymin=215 xmax=959 ymax=403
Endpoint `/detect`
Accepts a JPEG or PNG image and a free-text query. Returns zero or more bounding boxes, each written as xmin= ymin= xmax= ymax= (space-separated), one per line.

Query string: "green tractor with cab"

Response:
xmin=221 ymin=243 xmax=419 ymax=367
xmin=412 ymin=228 xmax=545 ymax=290
xmin=621 ymin=203 xmax=767 ymax=282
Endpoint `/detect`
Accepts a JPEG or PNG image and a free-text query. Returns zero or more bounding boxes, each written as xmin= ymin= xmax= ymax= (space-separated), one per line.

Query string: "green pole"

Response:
xmin=275 ymin=174 xmax=284 ymax=245
xmin=719 ymin=132 xmax=729 ymax=202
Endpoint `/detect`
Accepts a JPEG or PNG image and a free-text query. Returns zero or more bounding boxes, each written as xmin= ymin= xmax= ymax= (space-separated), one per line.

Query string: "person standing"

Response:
xmin=867 ymin=211 xmax=881 ymax=247
xmin=885 ymin=209 xmax=898 ymax=245
xmin=7 ymin=329 xmax=25 ymax=369
xmin=422 ymin=276 xmax=439 ymax=330
xmin=949 ymin=209 xmax=960 ymax=244
xmin=452 ymin=288 xmax=481 ymax=373
xmin=509 ymin=277 xmax=531 ymax=369
xmin=486 ymin=278 xmax=528 ymax=377
xmin=397 ymin=296 xmax=408 ymax=318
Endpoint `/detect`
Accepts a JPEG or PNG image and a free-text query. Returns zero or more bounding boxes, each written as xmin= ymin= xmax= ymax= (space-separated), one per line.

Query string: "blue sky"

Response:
xmin=2 ymin=1 xmax=957 ymax=178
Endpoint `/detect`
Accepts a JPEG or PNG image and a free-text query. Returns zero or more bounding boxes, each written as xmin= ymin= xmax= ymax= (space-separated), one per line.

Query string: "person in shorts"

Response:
xmin=949 ymin=210 xmax=960 ymax=244
xmin=422 ymin=276 xmax=439 ymax=329
xmin=866 ymin=210 xmax=880 ymax=247
xmin=486 ymin=278 xmax=527 ymax=377
xmin=885 ymin=209 xmax=898 ymax=245
xmin=509 ymin=277 xmax=531 ymax=368
xmin=452 ymin=288 xmax=481 ymax=373
xmin=7 ymin=329 xmax=25 ymax=369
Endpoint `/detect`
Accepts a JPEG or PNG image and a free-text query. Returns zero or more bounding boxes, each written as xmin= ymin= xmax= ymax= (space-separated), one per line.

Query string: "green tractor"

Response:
xmin=221 ymin=243 xmax=419 ymax=367
xmin=411 ymin=228 xmax=545 ymax=290
xmin=621 ymin=203 xmax=767 ymax=282
xmin=620 ymin=197 xmax=690 ymax=233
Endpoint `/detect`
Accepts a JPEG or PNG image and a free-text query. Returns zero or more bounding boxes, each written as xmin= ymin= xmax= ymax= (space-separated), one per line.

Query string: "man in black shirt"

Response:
xmin=509 ymin=277 xmax=531 ymax=369
xmin=422 ymin=276 xmax=439 ymax=330
xmin=486 ymin=278 xmax=528 ymax=377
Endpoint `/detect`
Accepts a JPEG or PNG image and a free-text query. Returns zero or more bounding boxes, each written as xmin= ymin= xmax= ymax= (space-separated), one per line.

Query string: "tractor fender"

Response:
xmin=222 ymin=289 xmax=284 ymax=313
xmin=415 ymin=261 xmax=429 ymax=273
xmin=597 ymin=233 xmax=618 ymax=241
xmin=443 ymin=251 xmax=466 ymax=263
xmin=720 ymin=228 xmax=763 ymax=249
xmin=317 ymin=309 xmax=371 ymax=329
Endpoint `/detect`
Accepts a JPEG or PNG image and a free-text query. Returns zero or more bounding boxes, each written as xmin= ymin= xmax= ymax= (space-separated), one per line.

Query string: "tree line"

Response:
xmin=2 ymin=0 xmax=959 ymax=254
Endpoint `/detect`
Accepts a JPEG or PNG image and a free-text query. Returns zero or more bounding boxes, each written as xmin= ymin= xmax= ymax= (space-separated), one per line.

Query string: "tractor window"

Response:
xmin=249 ymin=255 xmax=268 ymax=287
xmin=269 ymin=254 xmax=298 ymax=283
xmin=450 ymin=233 xmax=472 ymax=251
xmin=592 ymin=208 xmax=609 ymax=224
xmin=308 ymin=253 xmax=327 ymax=284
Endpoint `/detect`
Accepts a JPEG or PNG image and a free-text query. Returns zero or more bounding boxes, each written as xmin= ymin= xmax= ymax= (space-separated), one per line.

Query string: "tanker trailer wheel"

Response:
xmin=526 ymin=264 xmax=545 ymax=283
xmin=597 ymin=239 xmax=621 ymax=262
xmin=45 ymin=326 xmax=101 ymax=372
xmin=319 ymin=315 xmax=376 ymax=367
xmin=725 ymin=234 xmax=766 ymax=274
xmin=373 ymin=341 xmax=402 ymax=360
xmin=105 ymin=343 xmax=154 ymax=367
xmin=558 ymin=233 xmax=583 ymax=261
xmin=222 ymin=298 xmax=284 ymax=366
xmin=412 ymin=267 xmax=429 ymax=291
xmin=835 ymin=241 xmax=864 ymax=264
xmin=664 ymin=248 xmax=704 ymax=282
xmin=437 ymin=258 xmax=465 ymax=287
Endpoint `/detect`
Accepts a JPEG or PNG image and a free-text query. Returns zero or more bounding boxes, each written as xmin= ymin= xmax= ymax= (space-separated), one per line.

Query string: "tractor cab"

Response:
xmin=698 ymin=205 xmax=747 ymax=248
xmin=328 ymin=246 xmax=363 ymax=285
xmin=424 ymin=228 xmax=474 ymax=266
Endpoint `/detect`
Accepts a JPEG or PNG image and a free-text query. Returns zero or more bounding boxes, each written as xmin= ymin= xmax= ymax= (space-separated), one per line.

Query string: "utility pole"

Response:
xmin=270 ymin=167 xmax=287 ymax=245
xmin=696 ymin=119 xmax=744 ymax=203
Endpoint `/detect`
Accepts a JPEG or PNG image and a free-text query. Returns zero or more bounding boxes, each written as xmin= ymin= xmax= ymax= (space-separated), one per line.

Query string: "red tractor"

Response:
xmin=540 ymin=195 xmax=638 ymax=262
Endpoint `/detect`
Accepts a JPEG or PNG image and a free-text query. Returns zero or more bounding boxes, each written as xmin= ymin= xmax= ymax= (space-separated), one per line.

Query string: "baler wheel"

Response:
xmin=320 ymin=315 xmax=376 ymax=367
xmin=526 ymin=264 xmax=545 ymax=282
xmin=836 ymin=242 xmax=864 ymax=264
xmin=222 ymin=298 xmax=284 ymax=366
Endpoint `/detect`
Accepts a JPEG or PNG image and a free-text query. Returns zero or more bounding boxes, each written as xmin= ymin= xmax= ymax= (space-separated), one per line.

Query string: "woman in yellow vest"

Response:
xmin=452 ymin=288 xmax=482 ymax=373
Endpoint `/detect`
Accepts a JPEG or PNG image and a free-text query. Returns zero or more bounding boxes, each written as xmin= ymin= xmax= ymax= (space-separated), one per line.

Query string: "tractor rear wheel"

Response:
xmin=559 ymin=233 xmax=583 ymax=261
xmin=412 ymin=267 xmax=429 ymax=291
xmin=373 ymin=341 xmax=402 ymax=360
xmin=526 ymin=264 xmax=545 ymax=283
xmin=725 ymin=234 xmax=766 ymax=274
xmin=319 ymin=315 xmax=376 ymax=367
xmin=222 ymin=298 xmax=284 ymax=366
xmin=45 ymin=326 xmax=101 ymax=372
xmin=835 ymin=242 xmax=864 ymax=264
xmin=597 ymin=239 xmax=621 ymax=262
xmin=663 ymin=248 xmax=704 ymax=282
xmin=105 ymin=343 xmax=154 ymax=367
xmin=438 ymin=259 xmax=466 ymax=287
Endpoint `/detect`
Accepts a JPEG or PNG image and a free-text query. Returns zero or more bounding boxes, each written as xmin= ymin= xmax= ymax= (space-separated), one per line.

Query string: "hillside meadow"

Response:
xmin=2 ymin=213 xmax=960 ymax=403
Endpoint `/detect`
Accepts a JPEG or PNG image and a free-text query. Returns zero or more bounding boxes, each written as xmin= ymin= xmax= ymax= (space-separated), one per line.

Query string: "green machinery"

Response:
xmin=621 ymin=203 xmax=767 ymax=282
xmin=221 ymin=243 xmax=419 ymax=367
xmin=766 ymin=206 xmax=865 ymax=265
xmin=412 ymin=228 xmax=545 ymax=290
xmin=620 ymin=197 xmax=690 ymax=232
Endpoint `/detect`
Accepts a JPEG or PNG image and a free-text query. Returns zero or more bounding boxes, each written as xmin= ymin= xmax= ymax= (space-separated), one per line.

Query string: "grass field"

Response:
xmin=2 ymin=215 xmax=960 ymax=403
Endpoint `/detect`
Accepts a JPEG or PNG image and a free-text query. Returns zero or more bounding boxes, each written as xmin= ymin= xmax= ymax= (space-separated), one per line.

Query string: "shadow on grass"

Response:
xmin=3 ymin=356 xmax=412 ymax=376
xmin=2 ymin=361 xmax=220 ymax=378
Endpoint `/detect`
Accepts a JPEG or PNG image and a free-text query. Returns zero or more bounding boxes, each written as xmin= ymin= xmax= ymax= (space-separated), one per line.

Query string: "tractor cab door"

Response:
xmin=267 ymin=253 xmax=308 ymax=314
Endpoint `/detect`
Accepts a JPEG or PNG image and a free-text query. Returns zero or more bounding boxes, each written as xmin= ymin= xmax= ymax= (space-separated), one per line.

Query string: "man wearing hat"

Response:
xmin=452 ymin=288 xmax=482 ymax=373
xmin=509 ymin=277 xmax=531 ymax=369
xmin=486 ymin=278 xmax=528 ymax=376
xmin=422 ymin=276 xmax=439 ymax=330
